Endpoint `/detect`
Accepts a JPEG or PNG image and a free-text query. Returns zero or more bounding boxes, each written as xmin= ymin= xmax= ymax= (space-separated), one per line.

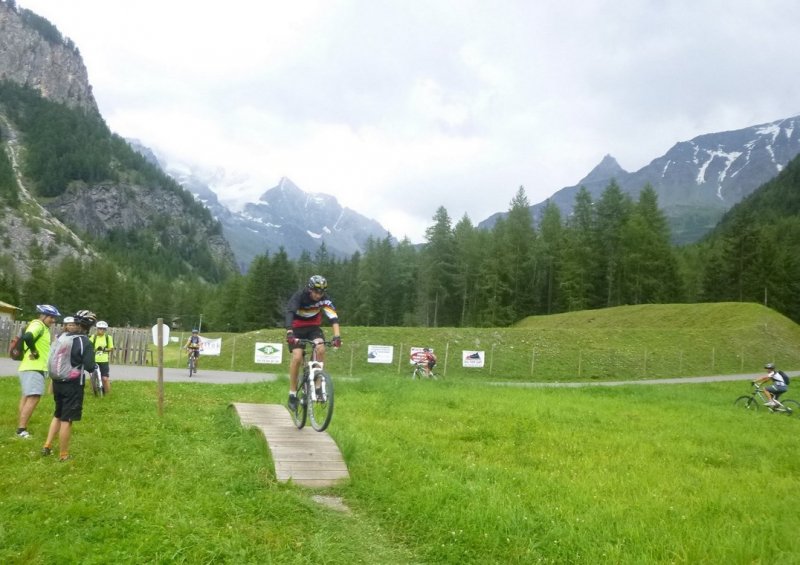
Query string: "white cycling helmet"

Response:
xmin=96 ymin=321 xmax=109 ymax=329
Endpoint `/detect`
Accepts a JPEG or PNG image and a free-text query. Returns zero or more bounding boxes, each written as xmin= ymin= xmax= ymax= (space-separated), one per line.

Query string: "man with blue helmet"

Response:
xmin=16 ymin=304 xmax=60 ymax=439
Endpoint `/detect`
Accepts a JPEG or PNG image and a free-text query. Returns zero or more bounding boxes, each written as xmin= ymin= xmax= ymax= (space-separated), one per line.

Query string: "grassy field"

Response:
xmin=3 ymin=302 xmax=800 ymax=563
xmin=1 ymin=376 xmax=798 ymax=564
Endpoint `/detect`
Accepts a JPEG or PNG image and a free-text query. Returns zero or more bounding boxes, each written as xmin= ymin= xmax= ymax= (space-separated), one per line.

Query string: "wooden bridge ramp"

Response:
xmin=231 ymin=402 xmax=350 ymax=488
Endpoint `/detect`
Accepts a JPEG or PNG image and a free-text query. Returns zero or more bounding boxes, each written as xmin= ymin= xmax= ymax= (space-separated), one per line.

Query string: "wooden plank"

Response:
xmin=231 ymin=402 xmax=350 ymax=487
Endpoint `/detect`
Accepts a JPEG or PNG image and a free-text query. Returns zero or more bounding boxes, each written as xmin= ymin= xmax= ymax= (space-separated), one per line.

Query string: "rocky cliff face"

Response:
xmin=0 ymin=3 xmax=97 ymax=113
xmin=44 ymin=181 xmax=236 ymax=269
xmin=0 ymin=2 xmax=237 ymax=279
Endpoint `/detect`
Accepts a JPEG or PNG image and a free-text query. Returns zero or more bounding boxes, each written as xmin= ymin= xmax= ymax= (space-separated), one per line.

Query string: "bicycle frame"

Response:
xmin=735 ymin=382 xmax=797 ymax=415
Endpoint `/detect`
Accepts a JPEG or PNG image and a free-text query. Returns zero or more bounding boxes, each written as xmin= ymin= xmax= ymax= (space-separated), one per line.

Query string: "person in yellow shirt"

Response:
xmin=16 ymin=304 xmax=60 ymax=439
xmin=91 ymin=321 xmax=115 ymax=395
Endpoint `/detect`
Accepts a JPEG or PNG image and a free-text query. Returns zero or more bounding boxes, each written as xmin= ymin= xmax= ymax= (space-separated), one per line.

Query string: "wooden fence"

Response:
xmin=0 ymin=320 xmax=152 ymax=365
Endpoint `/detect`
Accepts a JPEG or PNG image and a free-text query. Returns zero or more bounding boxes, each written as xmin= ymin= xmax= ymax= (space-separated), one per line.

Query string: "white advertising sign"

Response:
xmin=255 ymin=342 xmax=283 ymax=364
xmin=151 ymin=323 xmax=170 ymax=346
xmin=199 ymin=337 xmax=221 ymax=356
xmin=367 ymin=345 xmax=394 ymax=364
xmin=462 ymin=350 xmax=485 ymax=368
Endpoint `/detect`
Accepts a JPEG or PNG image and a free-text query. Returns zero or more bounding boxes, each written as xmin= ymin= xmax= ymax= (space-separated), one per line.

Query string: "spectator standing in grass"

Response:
xmin=41 ymin=310 xmax=97 ymax=462
xmin=16 ymin=304 xmax=60 ymax=439
xmin=285 ymin=275 xmax=341 ymax=411
xmin=91 ymin=321 xmax=115 ymax=394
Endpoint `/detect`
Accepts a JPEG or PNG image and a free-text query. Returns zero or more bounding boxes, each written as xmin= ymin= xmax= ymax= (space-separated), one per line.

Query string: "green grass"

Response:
xmin=164 ymin=302 xmax=800 ymax=381
xmin=1 ymin=375 xmax=799 ymax=564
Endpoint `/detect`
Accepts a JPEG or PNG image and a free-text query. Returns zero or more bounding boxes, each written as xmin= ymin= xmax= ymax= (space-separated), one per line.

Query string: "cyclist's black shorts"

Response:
xmin=290 ymin=326 xmax=324 ymax=351
xmin=53 ymin=380 xmax=85 ymax=422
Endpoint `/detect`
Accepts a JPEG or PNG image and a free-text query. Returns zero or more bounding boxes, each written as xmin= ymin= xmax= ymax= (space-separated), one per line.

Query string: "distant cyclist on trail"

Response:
xmin=285 ymin=275 xmax=341 ymax=412
xmin=184 ymin=329 xmax=203 ymax=371
xmin=754 ymin=362 xmax=789 ymax=407
xmin=421 ymin=347 xmax=437 ymax=377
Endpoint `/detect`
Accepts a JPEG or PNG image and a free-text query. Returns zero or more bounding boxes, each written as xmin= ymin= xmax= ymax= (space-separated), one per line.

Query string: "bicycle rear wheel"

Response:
xmin=291 ymin=375 xmax=309 ymax=429
xmin=779 ymin=399 xmax=799 ymax=416
xmin=309 ymin=371 xmax=334 ymax=432
xmin=734 ymin=395 xmax=758 ymax=410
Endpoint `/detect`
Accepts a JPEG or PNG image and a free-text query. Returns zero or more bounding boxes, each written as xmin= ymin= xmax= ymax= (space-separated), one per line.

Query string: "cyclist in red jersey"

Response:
xmin=285 ymin=275 xmax=341 ymax=411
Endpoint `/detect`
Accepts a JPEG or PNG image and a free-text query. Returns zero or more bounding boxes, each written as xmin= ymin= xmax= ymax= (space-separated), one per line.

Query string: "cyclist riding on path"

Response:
xmin=285 ymin=275 xmax=341 ymax=411
xmin=754 ymin=362 xmax=789 ymax=407
xmin=184 ymin=329 xmax=203 ymax=371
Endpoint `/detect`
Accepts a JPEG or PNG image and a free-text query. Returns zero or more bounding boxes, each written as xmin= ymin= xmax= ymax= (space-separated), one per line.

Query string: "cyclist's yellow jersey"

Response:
xmin=17 ymin=319 xmax=50 ymax=373
xmin=91 ymin=333 xmax=114 ymax=363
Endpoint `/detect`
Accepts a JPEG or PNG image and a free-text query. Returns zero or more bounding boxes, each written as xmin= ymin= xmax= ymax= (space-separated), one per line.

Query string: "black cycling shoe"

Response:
xmin=288 ymin=394 xmax=298 ymax=412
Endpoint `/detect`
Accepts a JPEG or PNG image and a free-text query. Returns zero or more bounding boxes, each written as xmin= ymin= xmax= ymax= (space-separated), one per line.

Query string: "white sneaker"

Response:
xmin=15 ymin=430 xmax=31 ymax=439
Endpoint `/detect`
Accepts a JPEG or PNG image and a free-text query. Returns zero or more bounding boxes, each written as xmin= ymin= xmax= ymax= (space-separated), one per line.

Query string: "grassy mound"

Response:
xmin=157 ymin=302 xmax=800 ymax=382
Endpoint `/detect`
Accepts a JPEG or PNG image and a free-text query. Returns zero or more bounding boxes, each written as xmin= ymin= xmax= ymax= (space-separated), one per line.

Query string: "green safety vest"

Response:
xmin=17 ymin=319 xmax=50 ymax=373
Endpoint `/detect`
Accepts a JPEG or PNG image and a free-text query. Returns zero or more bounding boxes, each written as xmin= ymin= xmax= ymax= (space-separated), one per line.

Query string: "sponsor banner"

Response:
xmin=199 ymin=336 xmax=221 ymax=356
xmin=255 ymin=342 xmax=283 ymax=364
xmin=462 ymin=350 xmax=485 ymax=368
xmin=409 ymin=347 xmax=433 ymax=364
xmin=367 ymin=345 xmax=394 ymax=363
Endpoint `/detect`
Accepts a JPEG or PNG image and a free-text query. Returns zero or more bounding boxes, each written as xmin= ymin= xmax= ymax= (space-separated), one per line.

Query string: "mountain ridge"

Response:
xmin=479 ymin=115 xmax=800 ymax=243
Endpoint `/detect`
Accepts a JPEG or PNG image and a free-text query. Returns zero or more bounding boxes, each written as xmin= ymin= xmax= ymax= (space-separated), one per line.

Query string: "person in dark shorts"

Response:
xmin=285 ymin=275 xmax=341 ymax=411
xmin=41 ymin=310 xmax=97 ymax=462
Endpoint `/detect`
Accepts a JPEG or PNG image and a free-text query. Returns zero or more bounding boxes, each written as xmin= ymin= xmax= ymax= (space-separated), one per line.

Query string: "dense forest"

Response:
xmin=3 ymin=152 xmax=800 ymax=332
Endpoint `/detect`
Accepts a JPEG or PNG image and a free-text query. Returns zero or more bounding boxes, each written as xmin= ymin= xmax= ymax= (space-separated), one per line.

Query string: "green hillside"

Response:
xmin=156 ymin=303 xmax=800 ymax=382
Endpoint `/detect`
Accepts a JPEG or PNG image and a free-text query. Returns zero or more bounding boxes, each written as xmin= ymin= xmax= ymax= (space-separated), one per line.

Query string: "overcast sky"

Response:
xmin=18 ymin=0 xmax=800 ymax=242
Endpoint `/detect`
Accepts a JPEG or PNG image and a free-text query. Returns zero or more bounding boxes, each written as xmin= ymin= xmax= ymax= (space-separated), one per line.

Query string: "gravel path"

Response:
xmin=0 ymin=357 xmax=278 ymax=384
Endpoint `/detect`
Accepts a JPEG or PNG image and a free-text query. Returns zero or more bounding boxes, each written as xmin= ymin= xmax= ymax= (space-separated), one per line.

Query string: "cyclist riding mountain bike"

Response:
xmin=285 ymin=275 xmax=341 ymax=412
xmin=91 ymin=321 xmax=115 ymax=395
xmin=754 ymin=363 xmax=789 ymax=407
xmin=422 ymin=348 xmax=437 ymax=377
xmin=184 ymin=329 xmax=203 ymax=370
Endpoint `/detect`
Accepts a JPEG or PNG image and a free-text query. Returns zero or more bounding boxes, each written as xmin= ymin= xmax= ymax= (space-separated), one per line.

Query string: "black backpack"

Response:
xmin=778 ymin=370 xmax=791 ymax=386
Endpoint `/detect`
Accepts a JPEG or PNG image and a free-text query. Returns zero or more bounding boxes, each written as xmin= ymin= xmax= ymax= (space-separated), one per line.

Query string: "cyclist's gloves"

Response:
xmin=332 ymin=336 xmax=342 ymax=348
xmin=286 ymin=330 xmax=300 ymax=346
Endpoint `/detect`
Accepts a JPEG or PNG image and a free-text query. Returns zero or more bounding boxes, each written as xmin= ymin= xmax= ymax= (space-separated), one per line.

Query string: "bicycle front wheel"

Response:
xmin=309 ymin=371 xmax=334 ymax=432
xmin=734 ymin=395 xmax=758 ymax=410
xmin=188 ymin=357 xmax=194 ymax=377
xmin=91 ymin=371 xmax=103 ymax=397
xmin=291 ymin=375 xmax=309 ymax=429
xmin=779 ymin=399 xmax=799 ymax=416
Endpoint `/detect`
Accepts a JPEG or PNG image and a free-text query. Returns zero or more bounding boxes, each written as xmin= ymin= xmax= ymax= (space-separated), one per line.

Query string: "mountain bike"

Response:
xmin=411 ymin=361 xmax=438 ymax=380
xmin=734 ymin=382 xmax=799 ymax=415
xmin=187 ymin=348 xmax=199 ymax=377
xmin=90 ymin=366 xmax=104 ymax=397
xmin=290 ymin=339 xmax=334 ymax=432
